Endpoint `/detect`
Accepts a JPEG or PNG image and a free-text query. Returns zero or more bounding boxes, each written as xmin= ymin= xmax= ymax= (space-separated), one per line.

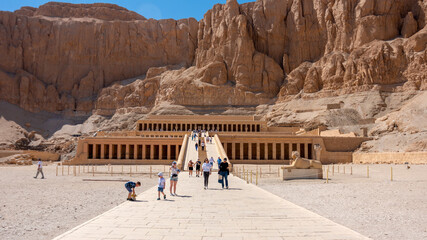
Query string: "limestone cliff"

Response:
xmin=0 ymin=2 xmax=198 ymax=113
xmin=0 ymin=0 xmax=426 ymax=117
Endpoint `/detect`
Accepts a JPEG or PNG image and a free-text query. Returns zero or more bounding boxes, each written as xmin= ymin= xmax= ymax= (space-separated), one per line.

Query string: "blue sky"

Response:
xmin=0 ymin=0 xmax=255 ymax=20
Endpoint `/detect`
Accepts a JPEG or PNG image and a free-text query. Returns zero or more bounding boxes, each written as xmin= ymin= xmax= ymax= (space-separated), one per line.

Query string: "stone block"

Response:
xmin=282 ymin=168 xmax=323 ymax=180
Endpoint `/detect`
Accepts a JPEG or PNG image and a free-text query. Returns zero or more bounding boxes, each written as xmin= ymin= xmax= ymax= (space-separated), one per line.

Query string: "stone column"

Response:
xmin=167 ymin=145 xmax=171 ymax=160
xmin=150 ymin=145 xmax=154 ymax=160
xmin=304 ymin=143 xmax=309 ymax=159
xmin=159 ymin=145 xmax=163 ymax=160
xmin=175 ymin=145 xmax=179 ymax=160
xmin=289 ymin=144 xmax=293 ymax=159
xmin=248 ymin=143 xmax=252 ymax=160
xmin=93 ymin=144 xmax=97 ymax=159
xmin=256 ymin=143 xmax=260 ymax=160
xmin=272 ymin=143 xmax=277 ymax=160
xmin=109 ymin=144 xmax=113 ymax=159
xmin=117 ymin=145 xmax=122 ymax=159
xmin=134 ymin=145 xmax=138 ymax=159
xmin=265 ymin=143 xmax=269 ymax=160
xmin=240 ymin=142 xmax=244 ymax=160
xmin=101 ymin=144 xmax=105 ymax=159
xmin=280 ymin=143 xmax=285 ymax=160
xmin=297 ymin=143 xmax=301 ymax=156
xmin=224 ymin=142 xmax=228 ymax=155
xmin=125 ymin=144 xmax=130 ymax=159
xmin=232 ymin=143 xmax=236 ymax=160
xmin=142 ymin=145 xmax=146 ymax=160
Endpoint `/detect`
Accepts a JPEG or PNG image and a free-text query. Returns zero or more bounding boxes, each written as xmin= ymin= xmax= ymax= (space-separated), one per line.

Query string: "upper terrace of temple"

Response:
xmin=136 ymin=115 xmax=298 ymax=133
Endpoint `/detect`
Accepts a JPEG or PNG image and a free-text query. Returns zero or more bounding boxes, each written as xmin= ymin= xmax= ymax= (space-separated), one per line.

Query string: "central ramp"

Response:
xmin=53 ymin=174 xmax=370 ymax=240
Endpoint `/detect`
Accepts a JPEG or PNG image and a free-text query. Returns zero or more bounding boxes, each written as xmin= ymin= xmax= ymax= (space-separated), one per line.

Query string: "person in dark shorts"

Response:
xmin=125 ymin=181 xmax=141 ymax=201
xmin=188 ymin=160 xmax=194 ymax=177
xmin=219 ymin=158 xmax=230 ymax=189
xmin=195 ymin=159 xmax=201 ymax=177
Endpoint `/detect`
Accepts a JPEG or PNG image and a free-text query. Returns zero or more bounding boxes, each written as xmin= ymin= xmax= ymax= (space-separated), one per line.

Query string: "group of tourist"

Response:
xmin=125 ymin=158 xmax=230 ymax=201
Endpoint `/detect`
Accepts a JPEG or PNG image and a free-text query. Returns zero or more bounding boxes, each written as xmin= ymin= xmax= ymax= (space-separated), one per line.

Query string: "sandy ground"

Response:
xmin=0 ymin=164 xmax=160 ymax=240
xmin=234 ymin=164 xmax=427 ymax=240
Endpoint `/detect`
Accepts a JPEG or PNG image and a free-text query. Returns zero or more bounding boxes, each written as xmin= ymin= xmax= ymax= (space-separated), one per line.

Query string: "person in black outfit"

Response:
xmin=195 ymin=159 xmax=201 ymax=177
xmin=219 ymin=158 xmax=229 ymax=189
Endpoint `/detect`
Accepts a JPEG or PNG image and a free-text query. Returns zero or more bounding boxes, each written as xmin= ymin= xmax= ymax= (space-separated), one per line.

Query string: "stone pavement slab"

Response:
xmin=53 ymin=172 xmax=370 ymax=240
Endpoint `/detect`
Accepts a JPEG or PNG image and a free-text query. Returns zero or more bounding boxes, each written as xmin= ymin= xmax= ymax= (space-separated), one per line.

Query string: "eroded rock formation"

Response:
xmin=0 ymin=0 xmax=426 ymax=116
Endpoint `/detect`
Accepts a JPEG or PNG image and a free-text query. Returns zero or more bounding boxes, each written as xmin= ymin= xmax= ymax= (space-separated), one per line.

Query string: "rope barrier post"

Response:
xmin=92 ymin=165 xmax=94 ymax=177
xmin=326 ymin=166 xmax=329 ymax=183
xmin=121 ymin=165 xmax=123 ymax=174
xmin=256 ymin=169 xmax=258 ymax=185
xmin=332 ymin=164 xmax=334 ymax=176
xmin=351 ymin=166 xmax=353 ymax=175
xmin=130 ymin=165 xmax=132 ymax=177
xmin=73 ymin=166 xmax=76 ymax=176
xmin=246 ymin=170 xmax=249 ymax=184
xmin=61 ymin=163 xmax=64 ymax=176
xmin=260 ymin=168 xmax=262 ymax=178
xmin=277 ymin=167 xmax=280 ymax=177
xmin=111 ymin=165 xmax=113 ymax=176
xmin=250 ymin=170 xmax=253 ymax=184
xmin=391 ymin=166 xmax=393 ymax=181
xmin=68 ymin=165 xmax=70 ymax=175
xmin=150 ymin=166 xmax=152 ymax=178
xmin=56 ymin=164 xmax=58 ymax=176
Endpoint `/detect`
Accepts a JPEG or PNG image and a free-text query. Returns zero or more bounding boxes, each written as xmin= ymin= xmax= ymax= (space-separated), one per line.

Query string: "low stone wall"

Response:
xmin=353 ymin=152 xmax=427 ymax=164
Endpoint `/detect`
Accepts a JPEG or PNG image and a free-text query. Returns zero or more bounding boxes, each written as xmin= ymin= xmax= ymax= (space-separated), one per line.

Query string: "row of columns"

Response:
xmin=224 ymin=142 xmax=312 ymax=160
xmin=87 ymin=143 xmax=179 ymax=160
xmin=140 ymin=122 xmax=261 ymax=132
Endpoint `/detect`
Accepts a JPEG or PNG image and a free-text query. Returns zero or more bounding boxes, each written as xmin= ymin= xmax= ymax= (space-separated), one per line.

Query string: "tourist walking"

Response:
xmin=217 ymin=157 xmax=222 ymax=169
xmin=202 ymin=159 xmax=212 ymax=189
xmin=195 ymin=142 xmax=198 ymax=151
xmin=170 ymin=161 xmax=180 ymax=196
xmin=195 ymin=159 xmax=201 ymax=177
xmin=201 ymin=141 xmax=205 ymax=151
xmin=219 ymin=158 xmax=229 ymax=189
xmin=157 ymin=172 xmax=166 ymax=200
xmin=188 ymin=160 xmax=194 ymax=177
xmin=33 ymin=159 xmax=44 ymax=179
xmin=209 ymin=157 xmax=214 ymax=167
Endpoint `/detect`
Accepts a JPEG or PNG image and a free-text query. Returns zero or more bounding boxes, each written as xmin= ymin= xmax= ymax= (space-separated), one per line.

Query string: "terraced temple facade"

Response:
xmin=69 ymin=115 xmax=370 ymax=166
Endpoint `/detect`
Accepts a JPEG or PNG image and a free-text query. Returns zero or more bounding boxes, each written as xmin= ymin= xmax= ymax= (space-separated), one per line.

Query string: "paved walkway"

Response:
xmin=53 ymin=173 xmax=369 ymax=240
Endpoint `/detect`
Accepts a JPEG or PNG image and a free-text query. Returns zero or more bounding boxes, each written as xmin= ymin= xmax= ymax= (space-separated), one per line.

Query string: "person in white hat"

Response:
xmin=169 ymin=161 xmax=180 ymax=196
xmin=157 ymin=172 xmax=166 ymax=200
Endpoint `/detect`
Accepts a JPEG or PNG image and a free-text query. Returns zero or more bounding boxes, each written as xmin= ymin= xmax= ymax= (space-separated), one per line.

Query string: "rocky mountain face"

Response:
xmin=0 ymin=2 xmax=198 ymax=114
xmin=0 ymin=0 xmax=426 ymax=152
xmin=1 ymin=0 xmax=425 ymax=115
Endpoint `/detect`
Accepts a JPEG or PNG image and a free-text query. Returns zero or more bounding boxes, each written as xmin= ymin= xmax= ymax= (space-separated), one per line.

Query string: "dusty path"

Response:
xmin=54 ymin=172 xmax=368 ymax=240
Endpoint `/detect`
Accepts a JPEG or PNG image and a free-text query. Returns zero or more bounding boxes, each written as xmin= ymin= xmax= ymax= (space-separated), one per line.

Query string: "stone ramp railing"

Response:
xmin=213 ymin=134 xmax=232 ymax=171
xmin=176 ymin=134 xmax=188 ymax=170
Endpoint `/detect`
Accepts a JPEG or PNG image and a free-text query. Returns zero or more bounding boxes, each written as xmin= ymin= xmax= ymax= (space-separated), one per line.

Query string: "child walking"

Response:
xmin=157 ymin=172 xmax=166 ymax=200
xmin=125 ymin=181 xmax=141 ymax=201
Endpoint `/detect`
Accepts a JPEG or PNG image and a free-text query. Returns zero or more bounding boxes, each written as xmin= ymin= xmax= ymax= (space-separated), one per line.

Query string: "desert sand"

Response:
xmin=0 ymin=164 xmax=159 ymax=240
xmin=235 ymin=164 xmax=427 ymax=240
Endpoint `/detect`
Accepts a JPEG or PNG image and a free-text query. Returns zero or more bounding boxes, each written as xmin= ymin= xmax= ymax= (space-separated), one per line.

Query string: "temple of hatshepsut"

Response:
xmin=70 ymin=115 xmax=370 ymax=167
